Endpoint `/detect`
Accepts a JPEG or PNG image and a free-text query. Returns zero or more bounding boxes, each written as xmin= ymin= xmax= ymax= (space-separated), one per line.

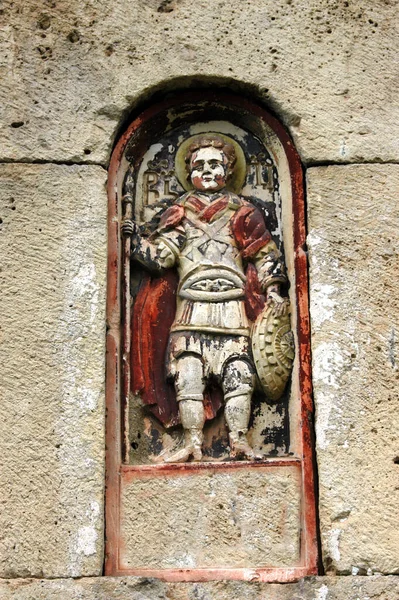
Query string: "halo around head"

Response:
xmin=175 ymin=132 xmax=247 ymax=193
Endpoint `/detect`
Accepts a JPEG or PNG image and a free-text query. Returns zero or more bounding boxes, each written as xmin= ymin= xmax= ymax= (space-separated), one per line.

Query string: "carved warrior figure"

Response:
xmin=123 ymin=135 xmax=291 ymax=462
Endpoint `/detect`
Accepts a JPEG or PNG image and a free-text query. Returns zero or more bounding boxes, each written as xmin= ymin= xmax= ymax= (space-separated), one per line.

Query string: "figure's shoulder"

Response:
xmin=229 ymin=194 xmax=259 ymax=217
xmin=227 ymin=191 xmax=244 ymax=207
xmin=158 ymin=200 xmax=186 ymax=230
xmin=174 ymin=191 xmax=191 ymax=207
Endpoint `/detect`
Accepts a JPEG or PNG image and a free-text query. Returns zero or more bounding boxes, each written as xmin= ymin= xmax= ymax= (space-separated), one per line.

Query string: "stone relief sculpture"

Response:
xmin=122 ymin=134 xmax=294 ymax=463
xmin=106 ymin=95 xmax=318 ymax=578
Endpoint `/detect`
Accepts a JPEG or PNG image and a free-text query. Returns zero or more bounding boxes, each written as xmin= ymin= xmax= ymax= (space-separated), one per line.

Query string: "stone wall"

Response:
xmin=1 ymin=576 xmax=399 ymax=600
xmin=307 ymin=165 xmax=399 ymax=576
xmin=1 ymin=0 xmax=398 ymax=597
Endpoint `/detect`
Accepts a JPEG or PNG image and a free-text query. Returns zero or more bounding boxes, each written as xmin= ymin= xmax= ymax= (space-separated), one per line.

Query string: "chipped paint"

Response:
xmin=327 ymin=528 xmax=341 ymax=562
xmin=313 ymin=341 xmax=344 ymax=390
xmin=173 ymin=554 xmax=196 ymax=568
xmin=71 ymin=501 xmax=101 ymax=572
xmin=76 ymin=526 xmax=98 ymax=557
xmin=54 ymin=208 xmax=105 ymax=575
xmin=307 ymin=230 xmax=322 ymax=250
xmin=315 ymin=583 xmax=329 ymax=600
xmin=314 ymin=391 xmax=333 ymax=450
xmin=310 ymin=283 xmax=336 ymax=328
xmin=313 ymin=340 xmax=350 ymax=449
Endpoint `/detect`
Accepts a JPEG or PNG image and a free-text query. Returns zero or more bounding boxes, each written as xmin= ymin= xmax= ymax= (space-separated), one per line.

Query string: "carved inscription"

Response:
xmin=249 ymin=153 xmax=274 ymax=191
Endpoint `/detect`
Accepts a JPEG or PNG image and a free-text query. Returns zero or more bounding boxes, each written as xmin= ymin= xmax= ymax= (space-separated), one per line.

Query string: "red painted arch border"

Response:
xmin=105 ymin=91 xmax=319 ymax=580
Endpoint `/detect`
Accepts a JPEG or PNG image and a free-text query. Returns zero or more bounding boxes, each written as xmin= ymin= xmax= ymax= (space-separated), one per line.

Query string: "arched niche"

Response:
xmin=106 ymin=91 xmax=318 ymax=581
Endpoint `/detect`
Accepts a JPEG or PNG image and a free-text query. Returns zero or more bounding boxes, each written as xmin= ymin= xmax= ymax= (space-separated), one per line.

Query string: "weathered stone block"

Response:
xmin=0 ymin=0 xmax=398 ymax=164
xmin=120 ymin=466 xmax=301 ymax=570
xmin=0 ymin=164 xmax=107 ymax=577
xmin=307 ymin=164 xmax=399 ymax=574
xmin=1 ymin=575 xmax=399 ymax=599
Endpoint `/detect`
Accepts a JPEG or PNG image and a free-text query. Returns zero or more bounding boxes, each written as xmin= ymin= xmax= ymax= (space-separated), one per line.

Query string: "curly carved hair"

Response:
xmin=184 ymin=135 xmax=237 ymax=181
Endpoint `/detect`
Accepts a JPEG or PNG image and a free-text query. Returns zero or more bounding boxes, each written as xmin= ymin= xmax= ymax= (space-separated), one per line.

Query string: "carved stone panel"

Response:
xmin=106 ymin=92 xmax=317 ymax=581
xmin=125 ymin=122 xmax=292 ymax=465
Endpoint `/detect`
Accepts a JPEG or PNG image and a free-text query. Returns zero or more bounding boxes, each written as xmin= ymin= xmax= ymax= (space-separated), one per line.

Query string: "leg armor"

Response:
xmin=222 ymin=359 xmax=259 ymax=459
xmin=166 ymin=354 xmax=205 ymax=463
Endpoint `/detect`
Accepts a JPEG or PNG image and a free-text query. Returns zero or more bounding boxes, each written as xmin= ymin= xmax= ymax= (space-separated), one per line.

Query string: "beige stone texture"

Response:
xmin=307 ymin=165 xmax=399 ymax=575
xmin=0 ymin=164 xmax=107 ymax=577
xmin=1 ymin=0 xmax=398 ymax=587
xmin=120 ymin=466 xmax=301 ymax=569
xmin=0 ymin=0 xmax=398 ymax=165
xmin=1 ymin=575 xmax=399 ymax=599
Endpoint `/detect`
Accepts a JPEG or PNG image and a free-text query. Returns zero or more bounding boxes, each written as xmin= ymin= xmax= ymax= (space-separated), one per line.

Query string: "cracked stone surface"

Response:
xmin=0 ymin=164 xmax=107 ymax=577
xmin=0 ymin=0 xmax=398 ymax=165
xmin=307 ymin=164 xmax=399 ymax=575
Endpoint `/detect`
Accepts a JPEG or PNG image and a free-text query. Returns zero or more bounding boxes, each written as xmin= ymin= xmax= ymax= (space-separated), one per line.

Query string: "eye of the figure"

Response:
xmin=209 ymin=160 xmax=221 ymax=168
xmin=192 ymin=160 xmax=204 ymax=170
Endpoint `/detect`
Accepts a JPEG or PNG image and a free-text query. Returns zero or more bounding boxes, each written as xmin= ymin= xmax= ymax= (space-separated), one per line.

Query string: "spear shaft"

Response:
xmin=121 ymin=168 xmax=134 ymax=464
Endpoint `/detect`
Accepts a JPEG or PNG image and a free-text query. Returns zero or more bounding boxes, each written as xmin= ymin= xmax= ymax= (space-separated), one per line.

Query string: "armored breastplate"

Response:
xmin=176 ymin=207 xmax=246 ymax=302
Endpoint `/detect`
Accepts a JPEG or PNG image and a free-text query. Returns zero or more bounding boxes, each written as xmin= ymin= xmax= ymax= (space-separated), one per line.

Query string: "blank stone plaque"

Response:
xmin=120 ymin=465 xmax=301 ymax=570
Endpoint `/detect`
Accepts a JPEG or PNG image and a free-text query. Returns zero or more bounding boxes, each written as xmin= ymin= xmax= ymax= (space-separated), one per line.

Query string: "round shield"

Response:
xmin=251 ymin=305 xmax=295 ymax=401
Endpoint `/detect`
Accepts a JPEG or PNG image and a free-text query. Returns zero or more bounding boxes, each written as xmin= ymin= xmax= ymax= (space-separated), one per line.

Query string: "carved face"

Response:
xmin=190 ymin=147 xmax=227 ymax=192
